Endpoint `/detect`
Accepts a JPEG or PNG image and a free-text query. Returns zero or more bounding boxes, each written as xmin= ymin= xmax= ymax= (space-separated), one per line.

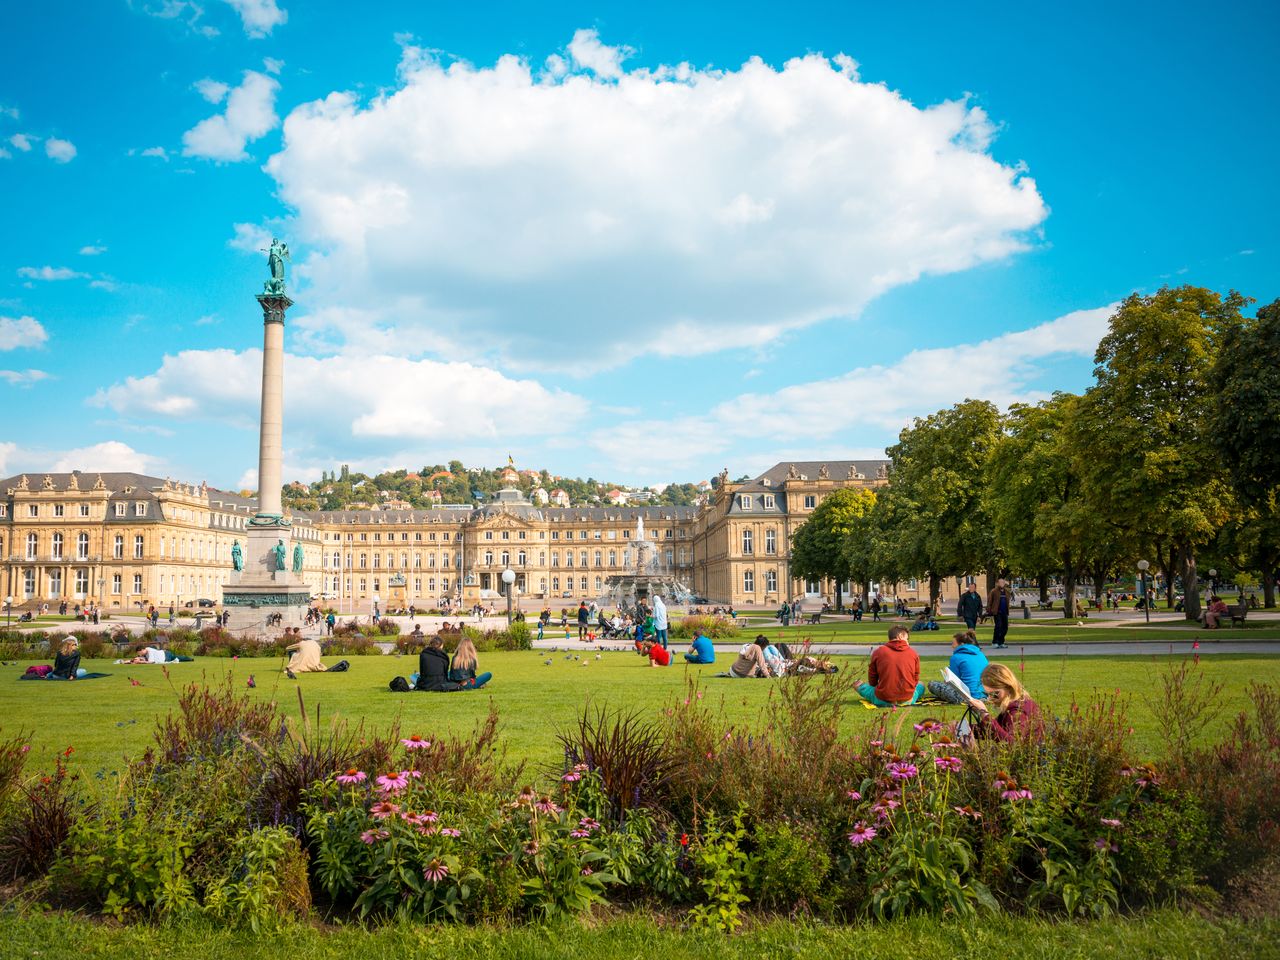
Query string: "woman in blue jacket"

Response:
xmin=929 ymin=630 xmax=988 ymax=703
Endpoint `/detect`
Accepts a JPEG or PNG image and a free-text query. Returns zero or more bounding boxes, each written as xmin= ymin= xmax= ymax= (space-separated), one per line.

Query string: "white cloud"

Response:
xmin=194 ymin=313 xmax=219 ymax=325
xmin=262 ymin=57 xmax=284 ymax=75
xmin=52 ymin=441 xmax=159 ymax=474
xmin=223 ymin=0 xmax=287 ymax=38
xmin=45 ymin=138 xmax=76 ymax=162
xmin=9 ymin=133 xmax=36 ymax=151
xmin=0 ymin=316 xmax=48 ymax=350
xmin=17 ymin=266 xmax=87 ymax=281
xmin=567 ymin=28 xmax=632 ymax=80
xmin=132 ymin=0 xmax=218 ymax=38
xmin=0 ymin=369 xmax=49 ymax=386
xmin=264 ymin=36 xmax=1046 ymax=369
xmin=92 ymin=350 xmax=589 ymax=457
xmin=140 ymin=146 xmax=169 ymax=160
xmin=182 ymin=70 xmax=279 ymax=161
xmin=229 ymin=221 xmax=273 ymax=252
xmin=90 ymin=277 xmax=121 ymax=292
xmin=195 ymin=78 xmax=230 ymax=104
xmin=590 ymin=305 xmax=1115 ymax=476
xmin=79 ymin=245 xmax=107 ymax=256
xmin=0 ymin=147 xmax=10 ymax=160
xmin=0 ymin=105 xmax=18 ymax=120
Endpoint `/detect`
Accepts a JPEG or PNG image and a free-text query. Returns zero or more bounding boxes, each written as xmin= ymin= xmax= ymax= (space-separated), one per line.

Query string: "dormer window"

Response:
xmin=739 ymin=495 xmax=753 ymax=510
xmin=763 ymin=495 xmax=775 ymax=509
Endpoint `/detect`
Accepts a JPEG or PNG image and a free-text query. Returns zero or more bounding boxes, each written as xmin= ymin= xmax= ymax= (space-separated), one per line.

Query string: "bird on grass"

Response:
xmin=129 ymin=677 xmax=142 ymax=687
xmin=247 ymin=675 xmax=256 ymax=688
xmin=544 ymin=658 xmax=553 ymax=666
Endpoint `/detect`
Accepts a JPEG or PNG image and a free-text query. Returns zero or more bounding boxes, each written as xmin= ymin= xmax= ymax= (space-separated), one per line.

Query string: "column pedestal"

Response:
xmin=223 ymin=526 xmax=311 ymax=633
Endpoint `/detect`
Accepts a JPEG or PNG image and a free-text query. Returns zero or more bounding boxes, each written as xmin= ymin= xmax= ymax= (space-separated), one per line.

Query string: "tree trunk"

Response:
xmin=1093 ymin=563 xmax=1109 ymax=609
xmin=1062 ymin=553 xmax=1075 ymax=619
xmin=834 ymin=578 xmax=843 ymax=612
xmin=1264 ymin=570 xmax=1276 ymax=609
xmin=1180 ymin=545 xmax=1201 ymax=621
xmin=929 ymin=573 xmax=941 ymax=612
xmin=1037 ymin=573 xmax=1050 ymax=606
xmin=1153 ymin=538 xmax=1180 ymax=608
xmin=985 ymin=568 xmax=998 ymax=594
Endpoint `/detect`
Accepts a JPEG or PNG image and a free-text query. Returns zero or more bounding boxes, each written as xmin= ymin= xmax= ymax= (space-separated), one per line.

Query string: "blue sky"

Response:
xmin=1 ymin=0 xmax=1276 ymax=491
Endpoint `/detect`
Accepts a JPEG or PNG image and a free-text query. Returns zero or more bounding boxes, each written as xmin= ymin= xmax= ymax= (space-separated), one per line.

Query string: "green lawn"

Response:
xmin=4 ymin=646 xmax=1277 ymax=782
xmin=0 ymin=910 xmax=1274 ymax=960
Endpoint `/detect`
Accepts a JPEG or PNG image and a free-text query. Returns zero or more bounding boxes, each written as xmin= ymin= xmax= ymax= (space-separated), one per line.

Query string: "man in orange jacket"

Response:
xmin=856 ymin=626 xmax=925 ymax=706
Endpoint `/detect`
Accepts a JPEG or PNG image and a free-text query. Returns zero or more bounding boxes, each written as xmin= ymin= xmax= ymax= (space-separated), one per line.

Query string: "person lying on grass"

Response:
xmin=964 ymin=663 xmax=1042 ymax=742
xmin=641 ymin=639 xmax=671 ymax=667
xmin=855 ymin=625 xmax=924 ymax=707
xmin=118 ymin=645 xmax=193 ymax=665
xmin=447 ymin=636 xmax=493 ymax=689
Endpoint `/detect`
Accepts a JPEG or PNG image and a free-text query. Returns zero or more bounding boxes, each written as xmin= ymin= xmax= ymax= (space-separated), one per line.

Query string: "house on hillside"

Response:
xmin=549 ymin=488 xmax=570 ymax=507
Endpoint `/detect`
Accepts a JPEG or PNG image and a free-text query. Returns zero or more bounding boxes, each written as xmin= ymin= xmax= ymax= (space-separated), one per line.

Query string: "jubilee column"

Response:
xmin=223 ymin=238 xmax=311 ymax=633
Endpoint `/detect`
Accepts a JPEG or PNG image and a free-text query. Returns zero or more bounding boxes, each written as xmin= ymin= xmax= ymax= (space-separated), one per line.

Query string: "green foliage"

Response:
xmin=1114 ymin=788 xmax=1211 ymax=908
xmin=671 ymin=614 xmax=739 ymax=639
xmin=746 ymin=820 xmax=830 ymax=914
xmin=203 ymin=828 xmax=311 ymax=931
xmin=790 ymin=488 xmax=876 ymax=604
xmin=687 ymin=809 xmax=751 ymax=932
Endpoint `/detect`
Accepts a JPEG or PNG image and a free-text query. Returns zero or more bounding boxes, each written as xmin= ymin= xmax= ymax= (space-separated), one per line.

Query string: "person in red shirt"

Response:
xmin=856 ymin=626 xmax=924 ymax=706
xmin=643 ymin=640 xmax=671 ymax=667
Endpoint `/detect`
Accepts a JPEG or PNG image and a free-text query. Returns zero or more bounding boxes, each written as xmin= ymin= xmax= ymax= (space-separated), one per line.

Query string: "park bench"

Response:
xmin=1229 ymin=604 xmax=1248 ymax=628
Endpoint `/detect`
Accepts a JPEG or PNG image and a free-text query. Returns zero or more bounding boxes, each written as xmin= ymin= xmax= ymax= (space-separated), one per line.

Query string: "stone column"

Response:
xmin=254 ymin=294 xmax=292 ymax=521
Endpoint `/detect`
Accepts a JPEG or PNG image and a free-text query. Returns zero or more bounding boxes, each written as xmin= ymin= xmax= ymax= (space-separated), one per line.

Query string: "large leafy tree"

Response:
xmin=1078 ymin=286 xmax=1248 ymax=620
xmin=790 ymin=487 xmax=876 ymax=610
xmin=1208 ymin=297 xmax=1280 ymax=605
xmin=880 ymin=399 xmax=1003 ymax=605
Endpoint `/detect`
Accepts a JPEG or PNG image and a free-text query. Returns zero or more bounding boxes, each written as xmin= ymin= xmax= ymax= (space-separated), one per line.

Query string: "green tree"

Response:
xmin=1078 ymin=285 xmax=1248 ymax=620
xmin=880 ymin=399 xmax=1003 ymax=606
xmin=789 ymin=488 xmax=876 ymax=610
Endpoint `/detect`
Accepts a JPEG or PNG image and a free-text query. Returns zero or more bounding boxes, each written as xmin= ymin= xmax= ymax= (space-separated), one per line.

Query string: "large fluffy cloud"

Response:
xmin=183 ymin=69 xmax=279 ymax=161
xmin=0 ymin=315 xmax=48 ymax=349
xmin=91 ymin=350 xmax=589 ymax=455
xmin=261 ymin=33 xmax=1046 ymax=369
xmin=589 ymin=305 xmax=1114 ymax=478
xmin=0 ymin=440 xmax=159 ymax=478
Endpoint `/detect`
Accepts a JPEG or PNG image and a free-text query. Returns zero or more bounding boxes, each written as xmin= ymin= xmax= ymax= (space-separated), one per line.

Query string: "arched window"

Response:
xmin=52 ymin=532 xmax=63 ymax=559
xmin=77 ymin=532 xmax=90 ymax=560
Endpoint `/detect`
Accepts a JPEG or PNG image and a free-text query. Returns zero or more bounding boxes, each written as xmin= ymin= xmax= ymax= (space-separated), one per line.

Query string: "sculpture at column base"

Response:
xmin=249 ymin=512 xmax=292 ymax=527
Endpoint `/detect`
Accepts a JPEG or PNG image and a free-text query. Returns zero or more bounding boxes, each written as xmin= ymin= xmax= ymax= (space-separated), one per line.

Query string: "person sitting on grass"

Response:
xmin=762 ymin=640 xmax=788 ymax=675
xmin=416 ymin=636 xmax=462 ymax=692
xmin=911 ymin=608 xmax=938 ymax=632
xmin=964 ymin=663 xmax=1042 ymax=742
xmin=1203 ymin=595 xmax=1229 ymax=629
xmin=728 ymin=635 xmax=775 ymax=678
xmin=855 ymin=626 xmax=924 ymax=706
xmin=284 ymin=635 xmax=327 ymax=676
xmin=927 ymin=630 xmax=988 ymax=704
xmin=642 ymin=638 xmax=671 ymax=667
xmin=684 ymin=629 xmax=716 ymax=664
xmin=447 ymin=636 xmax=492 ymax=689
xmin=48 ymin=637 xmax=87 ymax=680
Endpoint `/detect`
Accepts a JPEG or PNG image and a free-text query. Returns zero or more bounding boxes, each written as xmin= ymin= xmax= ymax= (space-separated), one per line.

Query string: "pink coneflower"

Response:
xmin=419 ymin=809 xmax=439 ymax=822
xmin=1093 ymin=838 xmax=1118 ymax=852
xmin=369 ymin=800 xmax=400 ymax=820
xmin=913 ymin=719 xmax=943 ymax=735
xmin=423 ymin=858 xmax=449 ymax=882
xmin=868 ymin=739 xmax=883 ymax=749
xmin=723 ymin=732 xmax=732 ymax=741
xmin=359 ymin=829 xmax=389 ymax=844
xmin=376 ymin=771 xmax=410 ymax=793
xmin=581 ymin=866 xmax=594 ymax=876
xmin=403 ymin=769 xmax=422 ymax=779
xmin=440 ymin=827 xmax=461 ymax=838
xmin=1119 ymin=765 xmax=1135 ymax=777
xmin=886 ymin=761 xmax=918 ymax=781
xmin=578 ymin=817 xmax=600 ymax=832
xmin=401 ymin=734 xmax=431 ymax=750
xmin=847 ymin=822 xmax=877 ymax=846
xmin=953 ymin=805 xmax=982 ymax=820
xmin=846 ymin=789 xmax=862 ymax=801
xmin=562 ymin=771 xmax=582 ymax=783
xmin=523 ymin=840 xmax=540 ymax=856
xmin=20 ymin=745 xmax=31 ymax=754
xmin=417 ymin=825 xmax=439 ymax=836
xmin=534 ymin=795 xmax=562 ymax=815
xmin=1001 ymin=789 xmax=1033 ymax=801
xmin=871 ymin=799 xmax=900 ymax=821
xmin=336 ymin=768 xmax=367 ymax=785
xmin=570 ymin=829 xmax=591 ymax=838
xmin=934 ymin=756 xmax=963 ymax=772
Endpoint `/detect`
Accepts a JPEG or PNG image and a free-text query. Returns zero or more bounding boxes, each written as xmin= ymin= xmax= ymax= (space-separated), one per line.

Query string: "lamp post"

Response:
xmin=502 ymin=568 xmax=516 ymax=625
xmin=1137 ymin=560 xmax=1150 ymax=624
xmin=3 ymin=596 xmax=10 ymax=630
xmin=1208 ymin=568 xmax=1218 ymax=598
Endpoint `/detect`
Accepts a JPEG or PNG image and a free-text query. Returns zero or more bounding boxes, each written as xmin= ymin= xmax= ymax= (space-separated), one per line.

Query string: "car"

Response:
xmin=184 ymin=598 xmax=216 ymax=608
xmin=311 ymin=592 xmax=338 ymax=601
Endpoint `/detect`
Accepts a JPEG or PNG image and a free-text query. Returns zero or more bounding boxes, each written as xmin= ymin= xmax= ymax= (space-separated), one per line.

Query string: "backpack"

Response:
xmin=329 ymin=659 xmax=350 ymax=673
xmin=388 ymin=676 xmax=411 ymax=692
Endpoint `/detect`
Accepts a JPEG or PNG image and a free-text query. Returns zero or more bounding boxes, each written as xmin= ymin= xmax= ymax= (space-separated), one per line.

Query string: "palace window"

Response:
xmin=77 ymin=533 xmax=89 ymax=560
xmin=358 ymin=553 xmax=367 ymax=568
xmin=26 ymin=533 xmax=37 ymax=559
xmin=518 ymin=550 xmax=527 ymax=565
xmin=763 ymin=495 xmax=775 ymax=509
xmin=766 ymin=570 xmax=778 ymax=592
xmin=75 ymin=569 xmax=89 ymax=596
xmin=54 ymin=504 xmax=64 ymax=518
xmin=133 ymin=574 xmax=143 ymax=594
xmin=765 ymin=529 xmax=777 ymax=555
xmin=484 ymin=550 xmax=494 ymax=565
xmin=608 ymin=549 xmax=617 ymax=567
xmin=739 ymin=495 xmax=753 ymax=510
xmin=501 ymin=551 xmax=510 ymax=566
xmin=135 ymin=502 xmax=147 ymax=517
xmin=52 ymin=533 xmax=63 ymax=559
xmin=485 ymin=532 xmax=493 ymax=541
xmin=29 ymin=504 xmax=39 ymax=518
xmin=594 ymin=550 xmax=602 ymax=566
xmin=112 ymin=574 xmax=122 ymax=595
xmin=741 ymin=529 xmax=753 ymax=555
xmin=501 ymin=531 xmax=510 ymax=540
xmin=803 ymin=495 xmax=816 ymax=509
xmin=743 ymin=570 xmax=755 ymax=592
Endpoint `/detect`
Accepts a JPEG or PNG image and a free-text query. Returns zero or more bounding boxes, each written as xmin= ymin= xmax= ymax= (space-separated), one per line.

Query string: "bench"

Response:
xmin=1229 ymin=604 xmax=1248 ymax=627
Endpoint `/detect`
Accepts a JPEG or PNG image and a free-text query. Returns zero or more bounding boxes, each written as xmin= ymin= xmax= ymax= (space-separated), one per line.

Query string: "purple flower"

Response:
xmin=401 ymin=734 xmax=431 ymax=750
xmin=359 ymin=828 xmax=388 ymax=844
xmin=369 ymin=800 xmax=400 ymax=820
xmin=570 ymin=829 xmax=591 ymax=838
xmin=934 ymin=756 xmax=962 ymax=773
xmin=846 ymin=789 xmax=862 ymax=801
xmin=336 ymin=768 xmax=367 ymax=785
xmin=1093 ymin=838 xmax=1118 ymax=852
xmin=440 ymin=827 xmax=462 ymax=838
xmin=562 ymin=771 xmax=582 ymax=783
xmin=534 ymin=796 xmax=562 ymax=815
xmin=1001 ymin=789 xmax=1033 ymax=802
xmin=886 ymin=761 xmax=918 ymax=781
xmin=581 ymin=866 xmax=594 ymax=876
xmin=578 ymin=817 xmax=600 ymax=832
xmin=847 ymin=822 xmax=877 ymax=846
xmin=376 ymin=771 xmax=410 ymax=793
xmin=913 ymin=719 xmax=943 ymax=735
xmin=1100 ymin=817 xmax=1122 ymax=828
xmin=423 ymin=858 xmax=449 ymax=882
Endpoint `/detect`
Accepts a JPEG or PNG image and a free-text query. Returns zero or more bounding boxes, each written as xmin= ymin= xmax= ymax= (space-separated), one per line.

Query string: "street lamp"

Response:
xmin=1208 ymin=568 xmax=1218 ymax=598
xmin=501 ymin=568 xmax=516 ymax=625
xmin=3 ymin=595 xmax=10 ymax=630
xmin=1137 ymin=560 xmax=1150 ymax=624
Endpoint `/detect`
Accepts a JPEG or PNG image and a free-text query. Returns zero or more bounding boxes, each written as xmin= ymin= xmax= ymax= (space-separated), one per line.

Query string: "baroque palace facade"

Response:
xmin=0 ymin=460 xmax=951 ymax=610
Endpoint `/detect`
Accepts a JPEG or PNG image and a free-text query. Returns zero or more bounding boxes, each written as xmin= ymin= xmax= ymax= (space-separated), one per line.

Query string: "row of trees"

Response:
xmin=791 ymin=286 xmax=1280 ymax=620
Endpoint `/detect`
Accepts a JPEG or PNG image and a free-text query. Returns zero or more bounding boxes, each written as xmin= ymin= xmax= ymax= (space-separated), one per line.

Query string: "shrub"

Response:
xmin=558 ymin=704 xmax=677 ymax=820
xmin=376 ymin=619 xmax=401 ymax=637
xmin=145 ymin=676 xmax=282 ymax=768
xmin=502 ymin=620 xmax=533 ymax=651
xmin=1114 ymin=786 xmax=1211 ymax=907
xmin=0 ymin=750 xmax=83 ymax=882
xmin=203 ymin=827 xmax=311 ymax=931
xmin=687 ymin=809 xmax=751 ymax=932
xmin=672 ymin=615 xmax=739 ymax=640
xmin=746 ymin=819 xmax=830 ymax=915
xmin=324 ymin=633 xmax=383 ymax=656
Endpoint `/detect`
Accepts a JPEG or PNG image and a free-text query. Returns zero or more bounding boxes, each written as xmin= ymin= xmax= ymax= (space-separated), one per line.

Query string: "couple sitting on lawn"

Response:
xmin=727 ymin=635 xmax=838 ymax=678
xmin=857 ymin=626 xmax=1040 ymax=741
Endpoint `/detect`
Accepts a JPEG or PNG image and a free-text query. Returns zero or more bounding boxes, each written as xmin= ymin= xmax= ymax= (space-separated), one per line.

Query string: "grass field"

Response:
xmin=1 ymin=910 xmax=1275 ymax=960
xmin=5 ymin=644 xmax=1278 ymax=781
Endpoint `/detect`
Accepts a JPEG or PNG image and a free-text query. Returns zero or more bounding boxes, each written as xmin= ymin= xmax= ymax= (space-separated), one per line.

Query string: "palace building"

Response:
xmin=0 ymin=460 xmax=956 ymax=610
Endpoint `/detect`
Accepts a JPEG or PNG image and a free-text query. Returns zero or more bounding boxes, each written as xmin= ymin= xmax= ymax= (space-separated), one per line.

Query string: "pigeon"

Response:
xmin=286 ymin=668 xmax=297 ymax=680
xmin=544 ymin=659 xmax=553 ymax=666
xmin=596 ymin=654 xmax=602 ymax=660
xmin=129 ymin=677 xmax=142 ymax=687
xmin=247 ymin=675 xmax=256 ymax=689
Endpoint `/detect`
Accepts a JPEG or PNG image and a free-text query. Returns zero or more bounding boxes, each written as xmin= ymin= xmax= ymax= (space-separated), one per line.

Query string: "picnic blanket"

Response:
xmin=18 ymin=672 xmax=112 ymax=681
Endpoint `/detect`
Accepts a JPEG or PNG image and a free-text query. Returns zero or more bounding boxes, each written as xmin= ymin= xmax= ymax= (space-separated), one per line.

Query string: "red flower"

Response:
xmin=680 ymin=833 xmax=689 ymax=847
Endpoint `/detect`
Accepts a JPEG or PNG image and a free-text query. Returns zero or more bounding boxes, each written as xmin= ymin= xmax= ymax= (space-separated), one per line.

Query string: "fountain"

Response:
xmin=599 ymin=514 xmax=693 ymax=614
